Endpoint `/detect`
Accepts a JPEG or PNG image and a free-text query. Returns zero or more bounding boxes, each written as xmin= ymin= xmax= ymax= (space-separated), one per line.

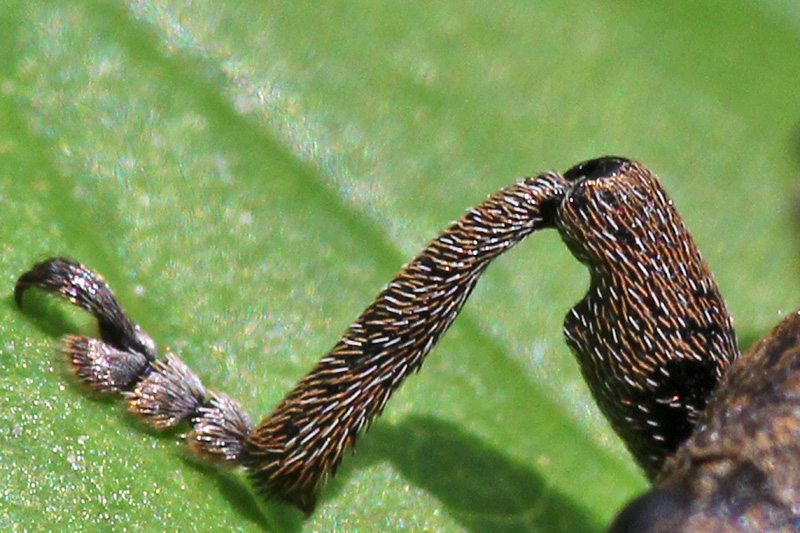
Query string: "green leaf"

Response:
xmin=2 ymin=1 xmax=799 ymax=531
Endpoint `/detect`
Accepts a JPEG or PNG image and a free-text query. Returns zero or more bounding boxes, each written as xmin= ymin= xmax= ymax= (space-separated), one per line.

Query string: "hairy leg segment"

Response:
xmin=610 ymin=311 xmax=800 ymax=532
xmin=15 ymin=257 xmax=254 ymax=462
xmin=15 ymin=157 xmax=739 ymax=515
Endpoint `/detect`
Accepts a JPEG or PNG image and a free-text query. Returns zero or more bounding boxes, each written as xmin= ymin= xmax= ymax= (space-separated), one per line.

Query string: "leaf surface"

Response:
xmin=1 ymin=1 xmax=800 ymax=531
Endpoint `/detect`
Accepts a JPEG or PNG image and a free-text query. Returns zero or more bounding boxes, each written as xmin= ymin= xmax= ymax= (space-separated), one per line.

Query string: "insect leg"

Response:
xmin=244 ymin=173 xmax=567 ymax=512
xmin=15 ymin=258 xmax=253 ymax=464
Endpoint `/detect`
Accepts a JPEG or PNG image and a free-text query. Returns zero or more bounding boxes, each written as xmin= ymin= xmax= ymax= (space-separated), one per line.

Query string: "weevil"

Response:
xmin=15 ymin=157 xmax=800 ymax=531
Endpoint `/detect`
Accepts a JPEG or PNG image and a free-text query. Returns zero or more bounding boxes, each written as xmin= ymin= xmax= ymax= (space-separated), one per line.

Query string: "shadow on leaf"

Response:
xmin=335 ymin=415 xmax=603 ymax=533
xmin=8 ymin=291 xmax=87 ymax=340
xmin=184 ymin=458 xmax=303 ymax=532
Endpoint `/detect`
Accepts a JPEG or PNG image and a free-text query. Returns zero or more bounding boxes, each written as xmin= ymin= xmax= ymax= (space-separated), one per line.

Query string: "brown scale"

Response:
xmin=610 ymin=312 xmax=800 ymax=532
xmin=558 ymin=158 xmax=738 ymax=478
xmin=14 ymin=157 xmax=742 ymax=518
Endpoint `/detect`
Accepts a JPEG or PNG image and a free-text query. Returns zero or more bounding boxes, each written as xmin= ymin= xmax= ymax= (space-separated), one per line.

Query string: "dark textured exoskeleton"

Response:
xmin=14 ymin=157 xmax=799 ymax=530
xmin=610 ymin=310 xmax=800 ymax=532
xmin=558 ymin=158 xmax=738 ymax=477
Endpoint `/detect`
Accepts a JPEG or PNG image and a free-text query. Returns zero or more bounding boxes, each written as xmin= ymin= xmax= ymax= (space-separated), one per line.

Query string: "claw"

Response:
xmin=15 ymin=257 xmax=157 ymax=361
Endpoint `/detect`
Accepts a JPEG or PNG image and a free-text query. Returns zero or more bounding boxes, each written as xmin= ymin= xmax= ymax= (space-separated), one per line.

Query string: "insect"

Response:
xmin=610 ymin=310 xmax=800 ymax=531
xmin=14 ymin=157 xmax=800 ymax=530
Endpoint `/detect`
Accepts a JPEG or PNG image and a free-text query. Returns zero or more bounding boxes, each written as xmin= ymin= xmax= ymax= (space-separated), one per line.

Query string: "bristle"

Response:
xmin=125 ymin=352 xmax=206 ymax=429
xmin=62 ymin=334 xmax=148 ymax=393
xmin=187 ymin=393 xmax=253 ymax=463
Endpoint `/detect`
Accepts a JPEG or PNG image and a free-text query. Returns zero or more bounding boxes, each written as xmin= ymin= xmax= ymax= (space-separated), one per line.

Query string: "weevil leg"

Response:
xmin=16 ymin=258 xmax=253 ymax=464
